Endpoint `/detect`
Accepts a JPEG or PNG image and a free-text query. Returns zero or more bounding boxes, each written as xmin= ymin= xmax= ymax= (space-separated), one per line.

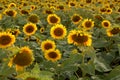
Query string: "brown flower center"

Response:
xmin=6 ymin=10 xmax=14 ymax=16
xmin=103 ymin=22 xmax=109 ymax=27
xmin=57 ymin=5 xmax=64 ymax=10
xmin=0 ymin=35 xmax=11 ymax=45
xmin=118 ymin=8 xmax=120 ymax=12
xmin=13 ymin=50 xmax=32 ymax=66
xmin=72 ymin=15 xmax=81 ymax=22
xmin=44 ymin=43 xmax=53 ymax=50
xmin=72 ymin=34 xmax=88 ymax=44
xmin=49 ymin=16 xmax=58 ymax=23
xmin=25 ymin=25 xmax=34 ymax=33
xmin=45 ymin=10 xmax=53 ymax=14
xmin=86 ymin=0 xmax=92 ymax=3
xmin=70 ymin=3 xmax=75 ymax=6
xmin=0 ymin=7 xmax=3 ymax=10
xmin=84 ymin=21 xmax=92 ymax=28
xmin=100 ymin=8 xmax=106 ymax=12
xmin=110 ymin=28 xmax=120 ymax=34
xmin=48 ymin=51 xmax=58 ymax=59
xmin=54 ymin=28 xmax=63 ymax=36
xmin=21 ymin=10 xmax=29 ymax=14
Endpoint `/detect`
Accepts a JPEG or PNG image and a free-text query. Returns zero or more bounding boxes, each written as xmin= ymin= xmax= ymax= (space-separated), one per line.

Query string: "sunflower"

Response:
xmin=101 ymin=20 xmax=111 ymax=28
xmin=11 ymin=29 xmax=21 ymax=36
xmin=0 ymin=14 xmax=2 ymax=20
xmin=117 ymin=8 xmax=120 ymax=13
xmin=8 ymin=46 xmax=34 ymax=71
xmin=27 ymin=14 xmax=39 ymax=23
xmin=47 ymin=14 xmax=61 ymax=25
xmin=20 ymin=9 xmax=29 ymax=15
xmin=40 ymin=27 xmax=45 ymax=33
xmin=44 ymin=49 xmax=61 ymax=62
xmin=50 ymin=24 xmax=67 ymax=39
xmin=82 ymin=19 xmax=94 ymax=30
xmin=99 ymin=7 xmax=107 ymax=14
xmin=30 ymin=5 xmax=36 ymax=11
xmin=57 ymin=5 xmax=64 ymax=10
xmin=106 ymin=27 xmax=120 ymax=36
xmin=71 ymin=14 xmax=82 ymax=24
xmin=4 ymin=9 xmax=17 ymax=17
xmin=94 ymin=14 xmax=103 ymax=21
xmin=23 ymin=23 xmax=37 ymax=36
xmin=68 ymin=1 xmax=77 ymax=7
xmin=0 ymin=32 xmax=15 ymax=48
xmin=41 ymin=39 xmax=56 ymax=52
xmin=8 ymin=3 xmax=16 ymax=8
xmin=43 ymin=9 xmax=53 ymax=14
xmin=84 ymin=0 xmax=93 ymax=4
xmin=0 ymin=6 xmax=4 ymax=11
xmin=67 ymin=30 xmax=92 ymax=46
xmin=106 ymin=8 xmax=112 ymax=14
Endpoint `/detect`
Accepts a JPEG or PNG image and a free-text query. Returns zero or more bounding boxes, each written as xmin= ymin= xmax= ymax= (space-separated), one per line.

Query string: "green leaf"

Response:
xmin=105 ymin=65 xmax=120 ymax=80
xmin=93 ymin=38 xmax=110 ymax=48
xmin=78 ymin=77 xmax=91 ymax=80
xmin=94 ymin=57 xmax=112 ymax=72
xmin=63 ymin=65 xmax=78 ymax=72
xmin=0 ymin=62 xmax=15 ymax=76
xmin=91 ymin=75 xmax=105 ymax=80
xmin=31 ymin=63 xmax=40 ymax=74
xmin=70 ymin=75 xmax=78 ymax=80
xmin=80 ymin=61 xmax=95 ymax=76
xmin=62 ymin=53 xmax=82 ymax=66
xmin=84 ymin=46 xmax=96 ymax=61
xmin=117 ymin=44 xmax=120 ymax=55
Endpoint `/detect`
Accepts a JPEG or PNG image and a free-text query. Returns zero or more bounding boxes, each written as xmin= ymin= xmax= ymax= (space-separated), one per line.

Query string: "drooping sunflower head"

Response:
xmin=71 ymin=14 xmax=82 ymax=24
xmin=0 ymin=32 xmax=15 ymax=48
xmin=101 ymin=20 xmax=111 ymax=28
xmin=4 ymin=9 xmax=17 ymax=17
xmin=106 ymin=27 xmax=120 ymax=37
xmin=44 ymin=49 xmax=61 ymax=62
xmin=27 ymin=14 xmax=39 ymax=23
xmin=82 ymin=19 xmax=94 ymax=30
xmin=47 ymin=14 xmax=61 ymax=25
xmin=67 ymin=30 xmax=92 ymax=46
xmin=50 ymin=24 xmax=67 ymax=39
xmin=41 ymin=39 xmax=56 ymax=52
xmin=12 ymin=46 xmax=34 ymax=68
xmin=23 ymin=23 xmax=37 ymax=36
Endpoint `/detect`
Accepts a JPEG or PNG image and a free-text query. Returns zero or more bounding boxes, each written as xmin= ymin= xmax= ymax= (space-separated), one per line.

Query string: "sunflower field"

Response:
xmin=0 ymin=0 xmax=120 ymax=80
